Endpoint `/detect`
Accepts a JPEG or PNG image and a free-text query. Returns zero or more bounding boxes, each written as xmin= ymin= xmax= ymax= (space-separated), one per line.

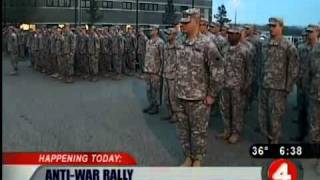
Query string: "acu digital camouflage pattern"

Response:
xmin=175 ymin=33 xmax=223 ymax=161
xmin=220 ymin=41 xmax=252 ymax=135
xmin=7 ymin=30 xmax=19 ymax=73
xmin=308 ymin=42 xmax=320 ymax=143
xmin=259 ymin=37 xmax=299 ymax=143
xmin=88 ymin=32 xmax=100 ymax=76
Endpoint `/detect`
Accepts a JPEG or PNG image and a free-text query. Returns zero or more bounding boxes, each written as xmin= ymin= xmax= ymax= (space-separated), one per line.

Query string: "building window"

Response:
xmin=152 ymin=4 xmax=158 ymax=11
xmin=140 ymin=3 xmax=158 ymax=11
xmin=122 ymin=2 xmax=132 ymax=10
xmin=47 ymin=0 xmax=71 ymax=7
xmin=102 ymin=1 xmax=113 ymax=8
xmin=81 ymin=0 xmax=90 ymax=8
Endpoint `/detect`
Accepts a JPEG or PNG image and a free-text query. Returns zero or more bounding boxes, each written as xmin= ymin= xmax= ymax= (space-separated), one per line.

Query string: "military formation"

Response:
xmin=3 ymin=24 xmax=148 ymax=82
xmin=3 ymin=8 xmax=320 ymax=168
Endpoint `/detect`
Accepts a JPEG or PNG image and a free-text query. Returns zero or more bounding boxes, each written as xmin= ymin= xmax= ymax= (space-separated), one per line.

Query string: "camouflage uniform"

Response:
xmin=137 ymin=32 xmax=148 ymax=73
xmin=41 ymin=32 xmax=50 ymax=73
xmin=88 ymin=32 xmax=100 ymax=78
xmin=7 ymin=29 xmax=19 ymax=74
xmin=220 ymin=41 xmax=252 ymax=136
xmin=26 ymin=31 xmax=33 ymax=58
xmin=144 ymin=36 xmax=165 ymax=108
xmin=175 ymin=33 xmax=224 ymax=161
xmin=126 ymin=32 xmax=137 ymax=73
xmin=213 ymin=33 xmax=229 ymax=57
xmin=55 ymin=33 xmax=65 ymax=77
xmin=18 ymin=30 xmax=26 ymax=58
xmin=62 ymin=31 xmax=76 ymax=80
xmin=259 ymin=37 xmax=299 ymax=143
xmin=78 ymin=32 xmax=89 ymax=77
xmin=112 ymin=31 xmax=124 ymax=75
xmin=308 ymin=42 xmax=320 ymax=143
xmin=48 ymin=32 xmax=57 ymax=75
xmin=38 ymin=32 xmax=45 ymax=71
xmin=297 ymin=42 xmax=312 ymax=139
xmin=163 ymin=41 xmax=179 ymax=120
xmin=31 ymin=32 xmax=41 ymax=70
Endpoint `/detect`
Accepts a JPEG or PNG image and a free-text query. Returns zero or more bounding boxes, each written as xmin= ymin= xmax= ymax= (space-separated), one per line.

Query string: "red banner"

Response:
xmin=3 ymin=152 xmax=137 ymax=166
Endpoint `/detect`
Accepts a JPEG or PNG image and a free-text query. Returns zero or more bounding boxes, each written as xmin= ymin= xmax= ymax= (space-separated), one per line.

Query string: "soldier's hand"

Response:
xmin=204 ymin=96 xmax=214 ymax=106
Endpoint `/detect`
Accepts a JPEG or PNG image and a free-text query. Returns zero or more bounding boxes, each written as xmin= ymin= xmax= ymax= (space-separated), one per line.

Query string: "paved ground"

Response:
xmin=2 ymin=54 xmax=319 ymax=178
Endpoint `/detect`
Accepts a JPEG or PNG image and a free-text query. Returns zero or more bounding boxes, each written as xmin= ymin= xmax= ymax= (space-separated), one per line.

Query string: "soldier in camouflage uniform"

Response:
xmin=41 ymin=28 xmax=50 ymax=74
xmin=48 ymin=27 xmax=57 ymax=76
xmin=176 ymin=9 xmax=224 ymax=166
xmin=87 ymin=28 xmax=100 ymax=82
xmin=294 ymin=29 xmax=312 ymax=141
xmin=77 ymin=26 xmax=89 ymax=79
xmin=137 ymin=28 xmax=148 ymax=75
xmin=245 ymin=25 xmax=262 ymax=103
xmin=104 ymin=28 xmax=113 ymax=75
xmin=259 ymin=17 xmax=299 ymax=144
xmin=99 ymin=28 xmax=108 ymax=76
xmin=161 ymin=28 xmax=179 ymax=123
xmin=208 ymin=22 xmax=229 ymax=57
xmin=111 ymin=27 xmax=125 ymax=80
xmin=219 ymin=27 xmax=252 ymax=144
xmin=200 ymin=17 xmax=215 ymax=42
xmin=61 ymin=25 xmax=76 ymax=83
xmin=54 ymin=28 xmax=65 ymax=80
xmin=18 ymin=30 xmax=26 ymax=58
xmin=7 ymin=27 xmax=19 ymax=75
xmin=31 ymin=29 xmax=41 ymax=71
xmin=125 ymin=26 xmax=137 ymax=75
xmin=142 ymin=25 xmax=165 ymax=115
xmin=304 ymin=24 xmax=320 ymax=174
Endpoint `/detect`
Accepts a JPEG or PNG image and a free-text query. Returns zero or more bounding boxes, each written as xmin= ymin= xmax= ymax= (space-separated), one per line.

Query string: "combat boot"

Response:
xmin=192 ymin=160 xmax=201 ymax=167
xmin=143 ymin=105 xmax=153 ymax=113
xmin=228 ymin=133 xmax=240 ymax=144
xmin=148 ymin=105 xmax=159 ymax=115
xmin=180 ymin=157 xmax=192 ymax=167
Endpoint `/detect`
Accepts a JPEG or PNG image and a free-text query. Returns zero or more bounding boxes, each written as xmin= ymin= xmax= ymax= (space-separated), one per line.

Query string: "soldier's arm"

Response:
xmin=287 ymin=43 xmax=299 ymax=91
xmin=205 ymin=42 xmax=224 ymax=98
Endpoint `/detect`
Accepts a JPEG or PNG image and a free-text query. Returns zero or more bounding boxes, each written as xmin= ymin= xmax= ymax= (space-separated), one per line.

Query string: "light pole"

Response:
xmin=192 ymin=0 xmax=194 ymax=8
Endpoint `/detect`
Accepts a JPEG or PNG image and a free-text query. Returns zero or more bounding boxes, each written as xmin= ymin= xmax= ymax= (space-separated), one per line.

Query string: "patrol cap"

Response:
xmin=268 ymin=17 xmax=284 ymax=26
xmin=306 ymin=24 xmax=319 ymax=32
xmin=180 ymin=8 xmax=201 ymax=24
xmin=227 ymin=26 xmax=241 ymax=34
xmin=150 ymin=24 xmax=160 ymax=30
xmin=221 ymin=24 xmax=230 ymax=31
xmin=167 ymin=28 xmax=177 ymax=35
xmin=200 ymin=17 xmax=209 ymax=24
xmin=209 ymin=22 xmax=219 ymax=28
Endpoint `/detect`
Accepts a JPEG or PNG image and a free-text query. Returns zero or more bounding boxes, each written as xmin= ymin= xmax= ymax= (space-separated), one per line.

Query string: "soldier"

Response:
xmin=31 ymin=29 xmax=41 ymax=71
xmin=99 ymin=28 xmax=108 ymax=76
xmin=304 ymin=24 xmax=320 ymax=174
xmin=176 ymin=8 xmax=223 ymax=166
xmin=18 ymin=29 xmax=26 ymax=58
xmin=126 ymin=26 xmax=137 ymax=75
xmin=219 ymin=27 xmax=252 ymax=144
xmin=161 ymin=28 xmax=179 ymax=123
xmin=137 ymin=28 xmax=148 ymax=75
xmin=294 ymin=29 xmax=312 ymax=142
xmin=41 ymin=28 xmax=50 ymax=74
xmin=111 ymin=27 xmax=124 ymax=80
xmin=87 ymin=27 xmax=100 ymax=82
xmin=78 ymin=26 xmax=89 ymax=79
xmin=48 ymin=27 xmax=57 ymax=76
xmin=245 ymin=24 xmax=262 ymax=103
xmin=259 ymin=17 xmax=299 ymax=144
xmin=7 ymin=26 xmax=19 ymax=75
xmin=26 ymin=29 xmax=33 ymax=60
xmin=208 ymin=22 xmax=229 ymax=57
xmin=200 ymin=17 xmax=215 ymax=41
xmin=142 ymin=24 xmax=164 ymax=115
xmin=104 ymin=28 xmax=113 ymax=75
xmin=54 ymin=28 xmax=65 ymax=80
xmin=61 ymin=24 xmax=76 ymax=83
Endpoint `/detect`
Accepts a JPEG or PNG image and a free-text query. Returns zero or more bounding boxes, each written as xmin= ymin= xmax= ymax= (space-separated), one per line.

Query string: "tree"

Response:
xmin=214 ymin=4 xmax=231 ymax=28
xmin=87 ymin=0 xmax=103 ymax=26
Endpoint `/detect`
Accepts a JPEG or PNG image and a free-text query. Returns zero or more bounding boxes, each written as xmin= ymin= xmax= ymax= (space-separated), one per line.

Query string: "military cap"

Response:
xmin=167 ymin=28 xmax=177 ymax=35
xmin=200 ymin=17 xmax=209 ymax=24
xmin=150 ymin=24 xmax=160 ymax=29
xmin=221 ymin=24 xmax=230 ymax=31
xmin=244 ymin=24 xmax=253 ymax=29
xmin=306 ymin=24 xmax=319 ymax=32
xmin=227 ymin=26 xmax=241 ymax=34
xmin=180 ymin=8 xmax=201 ymax=23
xmin=268 ymin=17 xmax=284 ymax=26
xmin=209 ymin=22 xmax=219 ymax=28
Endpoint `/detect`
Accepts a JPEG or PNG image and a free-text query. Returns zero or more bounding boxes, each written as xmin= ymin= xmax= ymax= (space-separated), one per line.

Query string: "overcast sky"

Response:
xmin=212 ymin=0 xmax=320 ymax=26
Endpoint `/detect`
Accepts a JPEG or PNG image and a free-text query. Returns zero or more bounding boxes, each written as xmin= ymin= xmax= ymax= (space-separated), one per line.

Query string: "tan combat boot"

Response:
xmin=180 ymin=157 xmax=192 ymax=167
xmin=228 ymin=133 xmax=240 ymax=144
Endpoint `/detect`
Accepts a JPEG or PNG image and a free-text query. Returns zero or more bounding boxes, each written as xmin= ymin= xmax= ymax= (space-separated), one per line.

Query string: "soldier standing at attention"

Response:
xmin=219 ymin=27 xmax=252 ymax=144
xmin=7 ymin=26 xmax=19 ymax=75
xmin=126 ymin=26 xmax=137 ymax=75
xmin=294 ymin=28 xmax=312 ymax=142
xmin=55 ymin=28 xmax=65 ymax=81
xmin=161 ymin=28 xmax=179 ymax=123
xmin=111 ymin=27 xmax=124 ymax=80
xmin=176 ymin=8 xmax=223 ymax=166
xmin=87 ymin=27 xmax=100 ymax=82
xmin=137 ymin=28 xmax=148 ymax=76
xmin=62 ymin=24 xmax=76 ymax=83
xmin=303 ymin=24 xmax=320 ymax=173
xmin=142 ymin=25 xmax=164 ymax=115
xmin=259 ymin=17 xmax=299 ymax=144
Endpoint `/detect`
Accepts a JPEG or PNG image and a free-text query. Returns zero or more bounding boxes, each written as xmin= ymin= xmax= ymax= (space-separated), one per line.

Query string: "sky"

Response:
xmin=212 ymin=0 xmax=320 ymax=26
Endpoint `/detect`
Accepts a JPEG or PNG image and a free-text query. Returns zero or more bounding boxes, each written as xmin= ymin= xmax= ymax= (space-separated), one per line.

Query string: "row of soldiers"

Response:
xmin=141 ymin=8 xmax=320 ymax=167
xmin=4 ymin=24 xmax=149 ymax=82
